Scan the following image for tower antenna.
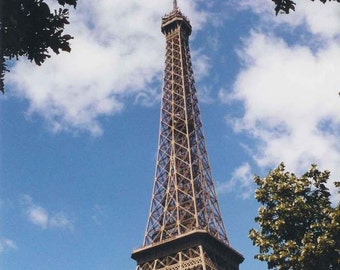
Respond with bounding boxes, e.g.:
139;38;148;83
173;0;178;10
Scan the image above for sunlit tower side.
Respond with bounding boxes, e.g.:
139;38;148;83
131;1;244;269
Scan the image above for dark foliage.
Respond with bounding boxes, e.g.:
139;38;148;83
0;0;77;93
272;0;340;15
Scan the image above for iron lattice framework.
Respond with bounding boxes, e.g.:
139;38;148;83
132;2;243;270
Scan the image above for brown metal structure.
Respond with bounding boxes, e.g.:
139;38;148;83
131;2;244;269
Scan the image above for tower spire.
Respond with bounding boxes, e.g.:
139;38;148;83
131;4;243;270
173;0;178;10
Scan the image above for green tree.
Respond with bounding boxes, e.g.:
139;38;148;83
0;0;77;93
272;0;340;15
249;163;340;269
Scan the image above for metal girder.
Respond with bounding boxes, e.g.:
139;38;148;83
143;6;228;249
132;4;244;270
137;246;217;270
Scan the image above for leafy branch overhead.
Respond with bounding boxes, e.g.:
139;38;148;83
272;0;340;15
0;0;77;93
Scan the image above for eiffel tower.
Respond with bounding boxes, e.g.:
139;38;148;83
131;1;244;269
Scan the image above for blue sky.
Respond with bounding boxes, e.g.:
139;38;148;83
1;0;340;269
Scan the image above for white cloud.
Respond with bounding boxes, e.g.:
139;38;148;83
22;195;74;230
238;0;340;38
226;32;340;201
27;205;49;229
91;204;105;225
216;1;340;202
5;0;208;135
49;212;74;230
0;238;17;253
216;163;254;199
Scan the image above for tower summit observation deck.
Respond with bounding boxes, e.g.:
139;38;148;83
131;1;244;269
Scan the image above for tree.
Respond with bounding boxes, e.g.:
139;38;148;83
0;0;77;93
249;163;340;269
272;0;340;15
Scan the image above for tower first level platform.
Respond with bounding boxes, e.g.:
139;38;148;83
132;230;243;270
